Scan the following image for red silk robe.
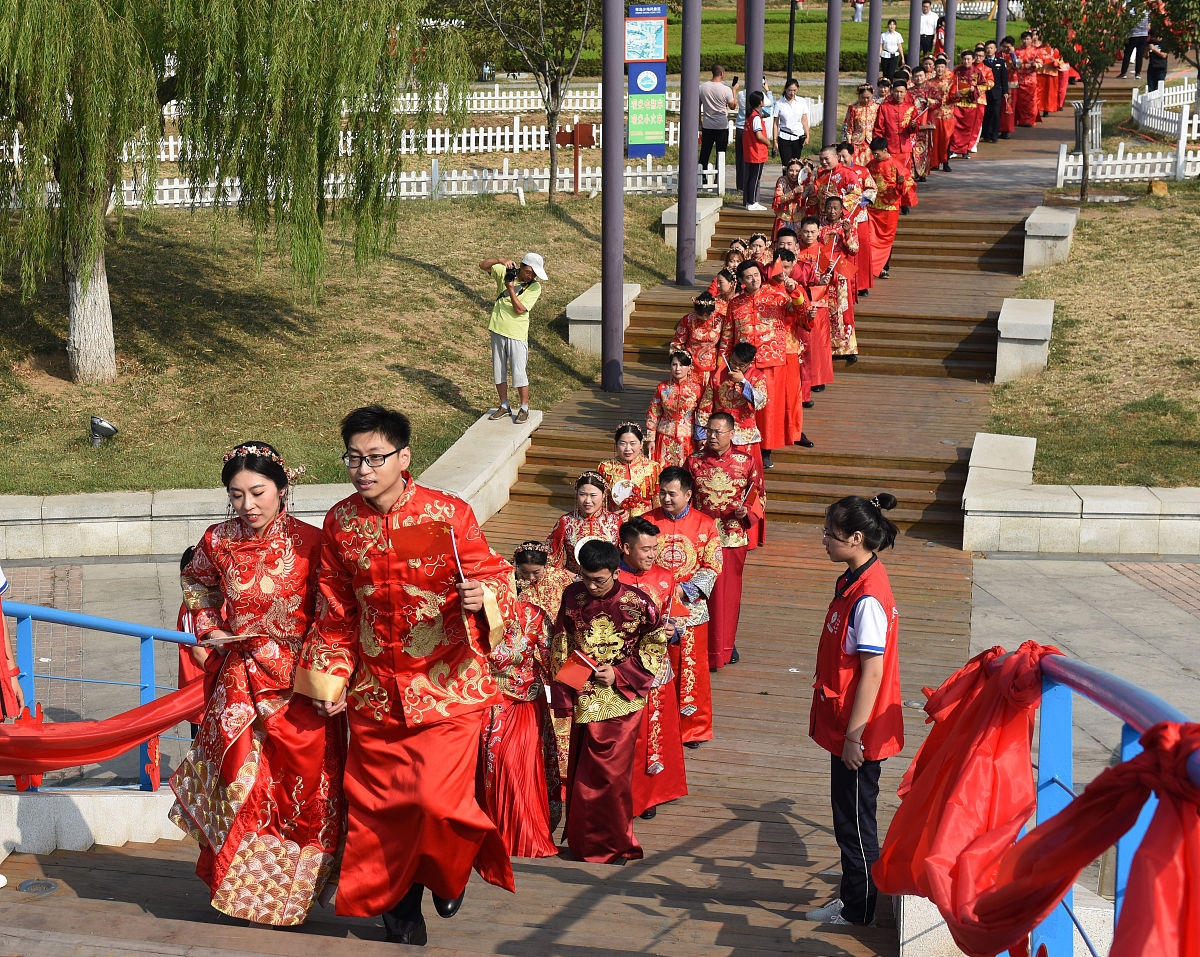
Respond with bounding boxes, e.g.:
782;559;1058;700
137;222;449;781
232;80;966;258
670;310;726;386
170;512;346;926
618;564;688;818
686;447;765;671
873;99;921;207
545;508;622;577
950;66;986;154
1013;46;1042;125
598;456;662;518
482;600;559;859
867;154;912;277
926;74;957;166
771;172;810;238
698;364;768;448
518;564;576;792
646;376;704;466
552;581;667;862
295;478;517;915
645;506;723;744
817;222;859;357
721;285;804;450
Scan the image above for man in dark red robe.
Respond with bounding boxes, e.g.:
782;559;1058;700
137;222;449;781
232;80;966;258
553;539;667;863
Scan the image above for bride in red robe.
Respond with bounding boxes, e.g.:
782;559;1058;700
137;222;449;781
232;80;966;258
481;542;562;860
169;442;346;927
545;472;622;576
646;351;704;466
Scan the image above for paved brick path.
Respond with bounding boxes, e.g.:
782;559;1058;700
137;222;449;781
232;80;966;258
1109;561;1200;621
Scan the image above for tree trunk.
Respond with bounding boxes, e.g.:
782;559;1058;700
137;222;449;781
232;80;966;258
1080;103;1090;203
65;242;118;384
547;76;562;205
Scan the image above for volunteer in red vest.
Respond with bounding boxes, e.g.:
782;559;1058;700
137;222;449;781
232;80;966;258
741;90;771;211
805;493;903;928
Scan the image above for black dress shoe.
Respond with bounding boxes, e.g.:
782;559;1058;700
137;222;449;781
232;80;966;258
942;162;952;172
900;206;910;215
812;384;825;393
729;646;740;664
916;175;927;182
432;888;465;919
683;741;701;749
385;919;428;945
845;354;858;365
802;400;815;408
795;433;814;448
859;289;869;297
640;807;658;820
761;451;774;469
1000;132;1010;139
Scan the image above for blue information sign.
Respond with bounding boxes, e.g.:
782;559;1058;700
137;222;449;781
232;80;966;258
629;4;668;16
625;4;668;159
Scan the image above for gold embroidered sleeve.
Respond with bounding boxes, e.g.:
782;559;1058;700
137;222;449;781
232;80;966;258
180;533;227;639
297;514;360;702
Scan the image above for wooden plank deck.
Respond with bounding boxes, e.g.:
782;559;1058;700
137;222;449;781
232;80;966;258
0;99;1080;957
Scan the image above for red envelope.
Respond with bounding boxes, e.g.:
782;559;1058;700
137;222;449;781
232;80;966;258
555;650;598;691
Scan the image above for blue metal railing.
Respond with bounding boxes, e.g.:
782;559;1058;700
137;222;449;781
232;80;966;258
1003;654;1200;957
3;600;197;791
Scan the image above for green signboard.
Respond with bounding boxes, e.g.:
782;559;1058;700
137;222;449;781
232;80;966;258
628;93;667;148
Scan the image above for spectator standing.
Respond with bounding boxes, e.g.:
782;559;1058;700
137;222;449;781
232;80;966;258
1146;36;1169;92
736;78;774;195
853;0;864;22
741;90;771;210
479;253;547;424
773;79;811;170
699;65;738;174
1118;12;1151;79
918;1;938;57
880;21;905;82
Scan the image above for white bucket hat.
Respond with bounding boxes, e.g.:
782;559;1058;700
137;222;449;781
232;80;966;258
522;252;548;281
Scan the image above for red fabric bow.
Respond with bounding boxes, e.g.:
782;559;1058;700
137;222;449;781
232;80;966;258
875;640;1200;957
0;680;204;776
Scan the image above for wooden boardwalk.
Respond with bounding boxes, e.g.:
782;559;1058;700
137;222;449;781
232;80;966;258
0;103;1081;957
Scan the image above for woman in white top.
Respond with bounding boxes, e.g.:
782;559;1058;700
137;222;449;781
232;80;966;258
772;79;811;171
880;20;904;81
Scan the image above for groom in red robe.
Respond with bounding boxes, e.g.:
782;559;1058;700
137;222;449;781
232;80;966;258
297;404;517;946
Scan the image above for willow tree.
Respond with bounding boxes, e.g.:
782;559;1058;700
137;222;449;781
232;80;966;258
0;0;469;383
1023;0;1142;201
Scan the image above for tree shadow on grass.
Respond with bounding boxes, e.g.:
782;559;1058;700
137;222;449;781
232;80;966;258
1;217;319;375
546;203;673;285
387;364;477;416
1150;438;1200;451
385;252;491;311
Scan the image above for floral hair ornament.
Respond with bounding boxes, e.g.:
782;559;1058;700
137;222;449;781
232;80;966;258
223;443;284;467
514;540;549;561
870;496;882;509
574;470;609;492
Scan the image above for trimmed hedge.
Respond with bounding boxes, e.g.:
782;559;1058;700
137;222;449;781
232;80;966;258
575;49;867;75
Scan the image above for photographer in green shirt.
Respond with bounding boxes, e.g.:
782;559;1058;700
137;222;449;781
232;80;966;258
478;252;547;424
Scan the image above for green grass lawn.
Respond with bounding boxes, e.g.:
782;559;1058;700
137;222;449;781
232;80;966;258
0;196;677;496
989;181;1200;487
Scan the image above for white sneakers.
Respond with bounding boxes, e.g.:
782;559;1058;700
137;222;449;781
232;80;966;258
805;897;853;925
745;202;768;211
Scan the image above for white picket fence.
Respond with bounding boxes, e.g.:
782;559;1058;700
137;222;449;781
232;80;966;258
113;156;726;208
1130;81;1200;145
162;83;682;121
930;0;1023;19
1055;141;1200;185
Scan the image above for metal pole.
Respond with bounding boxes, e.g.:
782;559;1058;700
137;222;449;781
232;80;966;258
995;0;1009;44
676;0;701;287
907;0;923;68
745;0;765;95
601;0;624;392
867;0;883;86
786;0;798;82
822;0;841;145
944;0;957;65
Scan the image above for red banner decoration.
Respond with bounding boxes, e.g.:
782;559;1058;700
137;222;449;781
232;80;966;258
875;640;1200;957
0;680;204;776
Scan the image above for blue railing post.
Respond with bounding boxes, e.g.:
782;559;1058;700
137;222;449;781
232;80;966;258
1031;677;1074;957
15;613;35;709
1114;722;1157;923
138;635;157;791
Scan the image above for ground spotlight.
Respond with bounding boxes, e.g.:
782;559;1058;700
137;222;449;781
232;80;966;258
90;415;118;448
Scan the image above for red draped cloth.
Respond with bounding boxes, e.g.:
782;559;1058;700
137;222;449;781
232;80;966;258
632;679;688;817
869;209;899;277
875;641;1200;957
707;547;747;670
0;680;203;774
566;712;645;862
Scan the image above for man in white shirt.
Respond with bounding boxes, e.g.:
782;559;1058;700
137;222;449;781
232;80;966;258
699;64;738;175
773;79;811;171
919;1;938;57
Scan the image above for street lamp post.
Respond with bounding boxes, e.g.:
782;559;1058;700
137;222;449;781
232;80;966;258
821;0;841;145
601;0;624;392
786;0;799;82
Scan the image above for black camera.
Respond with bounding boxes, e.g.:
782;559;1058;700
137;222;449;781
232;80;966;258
504;264;521;284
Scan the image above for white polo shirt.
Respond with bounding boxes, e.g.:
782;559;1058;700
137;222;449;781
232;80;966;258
773;96;811;140
920;11;938;36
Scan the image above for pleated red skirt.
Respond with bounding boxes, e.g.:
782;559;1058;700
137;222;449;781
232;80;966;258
856;220;874;293
783;354;804;446
949;106;983;155
632;681;688;817
1015;83;1039;125
672;622;713;743
869;208;899;277
804;311;835;389
565;711;644;863
337;707;515;916
481;697;558;859
1000;94;1016;134
708;546;748;670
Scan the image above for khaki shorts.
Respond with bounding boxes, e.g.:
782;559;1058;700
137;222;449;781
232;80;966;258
491;332;529;388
